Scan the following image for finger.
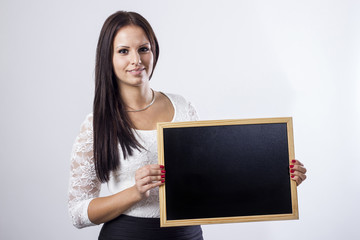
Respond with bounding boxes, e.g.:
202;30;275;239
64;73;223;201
291;175;301;185
136;168;165;180
289;164;307;174
140;180;165;192
136;169;165;180
290;159;304;166
137;175;165;186
142;164;165;170
292;170;306;181
137;164;165;174
291;172;306;186
137;178;165;194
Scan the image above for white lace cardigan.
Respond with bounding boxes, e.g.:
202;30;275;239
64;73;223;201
68;93;199;229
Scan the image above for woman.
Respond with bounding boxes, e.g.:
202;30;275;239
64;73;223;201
68;11;307;240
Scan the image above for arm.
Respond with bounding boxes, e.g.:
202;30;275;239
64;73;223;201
68;115;165;228
88;164;165;225
68;115;101;228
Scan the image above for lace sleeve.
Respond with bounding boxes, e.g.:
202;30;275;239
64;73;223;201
187;101;199;121
68;114;101;229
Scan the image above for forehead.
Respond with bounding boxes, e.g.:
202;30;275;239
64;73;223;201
113;25;150;47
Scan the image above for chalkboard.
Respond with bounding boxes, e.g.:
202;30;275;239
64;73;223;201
157;117;298;227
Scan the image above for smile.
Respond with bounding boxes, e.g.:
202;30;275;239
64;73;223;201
127;68;145;73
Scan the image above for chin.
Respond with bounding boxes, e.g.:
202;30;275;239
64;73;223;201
120;79;149;88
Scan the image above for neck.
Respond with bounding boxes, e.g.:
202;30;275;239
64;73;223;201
119;84;154;111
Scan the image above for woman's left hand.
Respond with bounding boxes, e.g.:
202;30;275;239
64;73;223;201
290;159;307;186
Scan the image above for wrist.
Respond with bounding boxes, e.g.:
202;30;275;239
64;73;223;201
129;185;143;202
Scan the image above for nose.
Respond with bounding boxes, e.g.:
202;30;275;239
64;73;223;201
131;51;141;65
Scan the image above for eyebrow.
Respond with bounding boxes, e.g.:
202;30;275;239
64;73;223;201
115;42;150;50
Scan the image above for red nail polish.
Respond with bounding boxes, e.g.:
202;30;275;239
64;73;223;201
161;170;166;173
292;160;296;163
161;175;165;178
289;165;294;168
161;179;165;183
291;175;295;178
290;169;295;173
160;165;165;168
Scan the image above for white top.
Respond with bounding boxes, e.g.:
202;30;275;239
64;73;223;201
68;93;199;229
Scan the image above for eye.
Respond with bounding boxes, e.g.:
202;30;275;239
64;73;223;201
139;47;150;53
118;49;128;54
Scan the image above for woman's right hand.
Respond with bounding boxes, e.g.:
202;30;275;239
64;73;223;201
87;164;165;225
134;164;165;199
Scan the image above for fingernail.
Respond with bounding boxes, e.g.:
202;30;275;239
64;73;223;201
290;169;295;173
161;179;165;183
292;160;296;163
160;165;165;168
291;175;295;178
161;175;165;178
289;165;294;168
161;170;166;173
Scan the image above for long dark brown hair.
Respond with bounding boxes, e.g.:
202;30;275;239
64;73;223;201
93;11;159;182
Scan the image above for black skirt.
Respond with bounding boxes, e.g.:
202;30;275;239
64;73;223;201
98;215;203;240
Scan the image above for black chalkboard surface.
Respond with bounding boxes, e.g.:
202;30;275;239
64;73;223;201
157;118;298;227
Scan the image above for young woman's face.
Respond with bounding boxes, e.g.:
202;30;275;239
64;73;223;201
112;25;154;88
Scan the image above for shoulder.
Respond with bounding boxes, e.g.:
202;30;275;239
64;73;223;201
71;113;94;155
161;92;199;121
79;113;93;132
162;93;188;106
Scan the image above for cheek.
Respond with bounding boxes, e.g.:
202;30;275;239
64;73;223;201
113;57;127;73
144;54;154;72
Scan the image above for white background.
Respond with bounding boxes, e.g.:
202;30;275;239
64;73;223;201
1;0;359;239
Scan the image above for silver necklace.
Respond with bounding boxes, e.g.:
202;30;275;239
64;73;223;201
126;89;156;112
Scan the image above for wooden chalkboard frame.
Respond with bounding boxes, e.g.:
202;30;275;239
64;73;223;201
157;117;298;227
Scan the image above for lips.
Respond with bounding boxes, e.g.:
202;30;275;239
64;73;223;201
127;67;145;72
